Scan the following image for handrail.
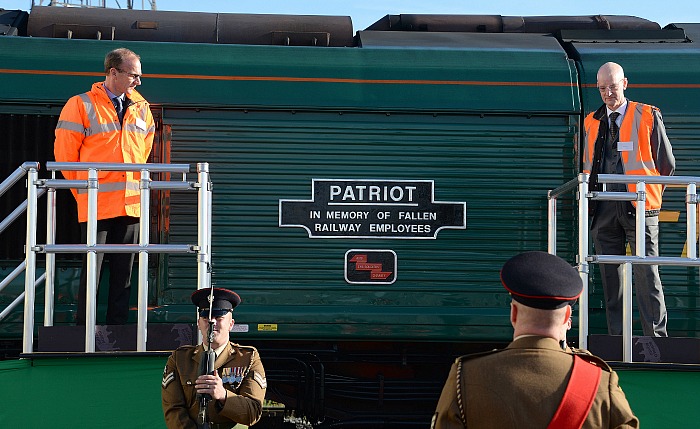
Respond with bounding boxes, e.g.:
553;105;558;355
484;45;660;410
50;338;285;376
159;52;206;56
0;162;40;199
0;274;46;322
16;161;213;353
47;161;191;173
0;164;45;327
0;188;47;235
548;173;699;362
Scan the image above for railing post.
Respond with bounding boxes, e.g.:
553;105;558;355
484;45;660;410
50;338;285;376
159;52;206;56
85;168;99;353
197;163;212;293
687;183;697;260
6;161;200;354
195;163;211;345
618;180;647;362
578;173;590;350
22;167;39;354
547;195;557;254
622;262;633;363
635;181;646;257
137;169;151;352
44;172;57;326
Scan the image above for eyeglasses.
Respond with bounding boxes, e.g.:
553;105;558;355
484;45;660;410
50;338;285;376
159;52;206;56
597;79;623;93
116;68;142;80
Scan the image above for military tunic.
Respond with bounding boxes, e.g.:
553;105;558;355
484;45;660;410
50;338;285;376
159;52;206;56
432;336;638;429
162;342;267;429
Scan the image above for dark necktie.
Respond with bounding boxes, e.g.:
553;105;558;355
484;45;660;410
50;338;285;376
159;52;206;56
113;97;124;124
609;112;620;145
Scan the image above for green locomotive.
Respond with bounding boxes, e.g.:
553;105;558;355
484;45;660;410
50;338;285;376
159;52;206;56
1;6;699;427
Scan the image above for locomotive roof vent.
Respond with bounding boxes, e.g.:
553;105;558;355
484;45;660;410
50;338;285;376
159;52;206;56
365;14;662;33
26;6;354;47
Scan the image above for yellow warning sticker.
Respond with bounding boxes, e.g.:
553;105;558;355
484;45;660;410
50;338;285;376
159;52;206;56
258;324;278;332
659;210;680;222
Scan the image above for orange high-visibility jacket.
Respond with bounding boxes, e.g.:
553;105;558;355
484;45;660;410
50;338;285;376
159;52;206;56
54;82;155;222
583;100;675;212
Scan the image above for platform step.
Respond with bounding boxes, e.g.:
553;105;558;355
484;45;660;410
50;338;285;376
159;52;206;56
38;324;194;352
588;335;700;364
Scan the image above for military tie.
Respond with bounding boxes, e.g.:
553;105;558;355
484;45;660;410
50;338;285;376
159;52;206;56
113;96;124;124
609;111;620;145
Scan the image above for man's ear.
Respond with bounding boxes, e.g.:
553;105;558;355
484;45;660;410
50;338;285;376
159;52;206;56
564;305;573;329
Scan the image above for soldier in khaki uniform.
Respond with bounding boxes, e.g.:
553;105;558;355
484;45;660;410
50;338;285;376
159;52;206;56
162;288;267;428
432;251;638;429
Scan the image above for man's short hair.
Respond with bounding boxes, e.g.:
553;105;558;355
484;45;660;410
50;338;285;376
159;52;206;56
104;48;140;73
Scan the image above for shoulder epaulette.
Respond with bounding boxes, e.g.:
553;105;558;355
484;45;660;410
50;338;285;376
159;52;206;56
571;349;612;372
174;344;196;352
231;343;259;354
454;348;504;364
453;348;503;426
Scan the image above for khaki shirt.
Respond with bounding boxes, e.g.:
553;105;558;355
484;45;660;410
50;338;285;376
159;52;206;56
432;336;638;429
162;342;267;429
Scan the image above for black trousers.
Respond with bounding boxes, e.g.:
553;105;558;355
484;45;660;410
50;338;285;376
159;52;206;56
76;216;139;325
591;201;667;336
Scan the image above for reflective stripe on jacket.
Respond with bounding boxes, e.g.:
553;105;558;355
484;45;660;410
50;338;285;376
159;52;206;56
54;82;155;222
583;100;675;212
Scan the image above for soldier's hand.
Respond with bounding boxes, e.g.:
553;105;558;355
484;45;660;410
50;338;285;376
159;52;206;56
195;372;226;402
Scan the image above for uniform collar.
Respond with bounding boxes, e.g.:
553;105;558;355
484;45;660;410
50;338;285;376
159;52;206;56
212;342;228;357
195;342;235;369
508;335;565;352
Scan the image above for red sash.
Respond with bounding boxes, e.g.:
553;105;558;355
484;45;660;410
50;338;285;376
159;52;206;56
547;355;602;429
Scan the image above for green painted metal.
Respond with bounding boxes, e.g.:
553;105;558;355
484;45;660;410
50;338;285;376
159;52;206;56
0;24;698;345
0;18;699;428
0;355;167;427
616;367;700;427
0;33;581;344
0;35;579;113
160;109;578;342
0;355;698;427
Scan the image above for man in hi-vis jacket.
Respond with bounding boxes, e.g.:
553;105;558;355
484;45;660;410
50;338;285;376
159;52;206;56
582;62;675;337
54;48;155;325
